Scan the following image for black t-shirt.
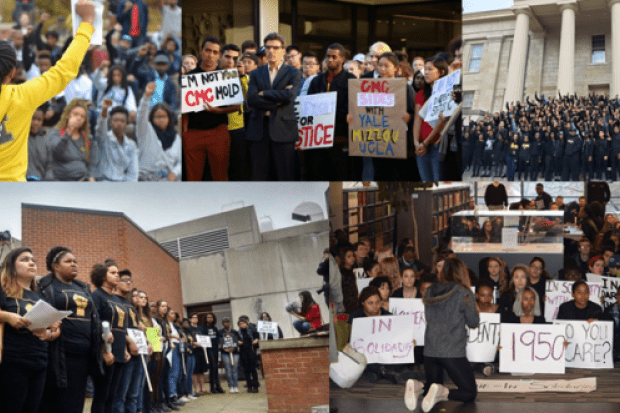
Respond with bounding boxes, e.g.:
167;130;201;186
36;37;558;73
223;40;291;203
92;289;128;363
556;300;604;321
0;289;48;370
186;66;229;131
219;328;240;354
238;327;258;357
48;277;93;355
203;324;220;348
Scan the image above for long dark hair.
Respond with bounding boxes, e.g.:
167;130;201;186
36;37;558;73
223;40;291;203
104;64;129;103
0;40;17;93
205;311;217;326
422;54;449;102
300;290;316;315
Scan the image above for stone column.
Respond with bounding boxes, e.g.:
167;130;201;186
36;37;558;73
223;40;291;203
611;0;620;96
557;2;578;96
259;0;279;45
504;8;531;105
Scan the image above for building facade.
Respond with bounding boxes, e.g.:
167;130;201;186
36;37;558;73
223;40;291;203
463;0;620;115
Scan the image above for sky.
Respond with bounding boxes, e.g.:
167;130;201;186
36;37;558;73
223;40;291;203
463;0;513;14
0;182;329;239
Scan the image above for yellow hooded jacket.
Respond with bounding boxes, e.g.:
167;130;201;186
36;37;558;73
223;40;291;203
0;22;94;181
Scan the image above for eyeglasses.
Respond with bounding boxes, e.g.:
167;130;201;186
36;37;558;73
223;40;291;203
287;52;300;59
530;265;542;270
120;278;132;283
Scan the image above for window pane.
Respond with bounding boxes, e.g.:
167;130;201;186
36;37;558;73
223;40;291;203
471;45;483;58
469;58;481;72
592;50;606;64
463;91;474;107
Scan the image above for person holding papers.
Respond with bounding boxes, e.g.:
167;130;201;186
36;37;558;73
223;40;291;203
0;247;61;413
38;246;103;413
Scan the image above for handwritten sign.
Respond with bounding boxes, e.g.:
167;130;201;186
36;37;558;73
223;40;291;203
477;378;596;393
586;274;618;310
222;334;238;350
501;228;518;249
257;321;279;335
195;334;212;348
466;313;500;362
294;92;337;150
554;320;614;369
424;70;460;123
388;298;425;346
348;78;407;159
499;323;566;374
72;0;105;45
146;327;162;352
350;315;416;364
545;280;603;321
127;328;149;355
181;69;243;113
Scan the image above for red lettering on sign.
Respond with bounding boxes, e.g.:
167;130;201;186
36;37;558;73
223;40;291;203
360;80;390;93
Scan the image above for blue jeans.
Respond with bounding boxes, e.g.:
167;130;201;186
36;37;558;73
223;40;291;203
180;353;195;395
293;320;311;334
168;346;181;398
113;356;144;413
222;352;240;389
416;144;441;182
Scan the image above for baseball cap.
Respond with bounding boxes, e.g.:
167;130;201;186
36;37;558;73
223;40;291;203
154;54;169;64
353;53;365;63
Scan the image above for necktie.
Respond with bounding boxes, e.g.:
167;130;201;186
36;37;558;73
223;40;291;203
130;4;140;36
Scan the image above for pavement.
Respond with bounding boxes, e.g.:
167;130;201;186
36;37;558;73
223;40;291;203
83;378;269;413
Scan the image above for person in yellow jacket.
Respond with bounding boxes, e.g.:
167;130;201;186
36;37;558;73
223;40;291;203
0;0;96;181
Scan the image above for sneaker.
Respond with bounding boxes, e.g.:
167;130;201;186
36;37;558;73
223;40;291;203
231;387;239;393
178;396;190;403
404;379;424;411
422;383;448;413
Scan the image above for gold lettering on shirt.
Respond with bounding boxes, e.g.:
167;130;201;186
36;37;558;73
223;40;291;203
130;310;137;327
116;305;126;327
73;294;88;317
25;303;33;312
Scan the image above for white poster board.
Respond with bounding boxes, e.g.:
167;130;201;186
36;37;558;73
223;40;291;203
424;69;460;123
553;320;614;369
388;298;426;346
586;274;619;310
350;315;416;364
294;92;337;150
127;328;149;355
356;277;371;294
72;0;104;45
545;280;603;321
195;334;212;348
181;69;244;112
466;313;500;362
499;323;566;374
257;321;279;335
501;228;518;249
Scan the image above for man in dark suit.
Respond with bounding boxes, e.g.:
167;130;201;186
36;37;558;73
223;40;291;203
246;32;302;181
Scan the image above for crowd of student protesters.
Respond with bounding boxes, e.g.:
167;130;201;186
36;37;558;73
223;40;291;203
0;245;326;413
3;0;182;181
464;92;620;181
181;31;463;181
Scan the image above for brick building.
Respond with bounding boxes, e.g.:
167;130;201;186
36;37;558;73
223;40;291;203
21;203;183;311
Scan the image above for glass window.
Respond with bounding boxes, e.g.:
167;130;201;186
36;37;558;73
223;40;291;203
463;91;475;108
296;0;352;38
468;44;483;72
592;35;605;64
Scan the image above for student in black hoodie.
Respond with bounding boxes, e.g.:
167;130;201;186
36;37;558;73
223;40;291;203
582;132;593;181
237;317;259;393
507;133;519;181
529;132;543;180
610;124;620;180
553;131;564;180
461;131;473;173
517;135;530;181
594;131;608;180
543;131;556;181
472;133;484;177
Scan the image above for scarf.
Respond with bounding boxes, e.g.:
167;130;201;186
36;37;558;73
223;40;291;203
154;124;176;150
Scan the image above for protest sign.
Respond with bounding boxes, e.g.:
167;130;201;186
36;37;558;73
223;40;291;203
388;298;425;346
222;334;238;350
72;0;104;45
353;268;365;279
127;328;149;355
350;315;416;364
348;78;407;159
181;69;244;113
545;280;603;321
586;274;618;310
294;92;337;150
499;323;566;374
195;335;212;348
466;313;500;363
424;70;460;123
477;378;596;393
553;320;614;369
146;327;162;352
356;277;371;294
257;321;279;335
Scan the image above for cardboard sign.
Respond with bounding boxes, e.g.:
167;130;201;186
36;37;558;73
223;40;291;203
348;78;407;159
181;69;244;113
545;280;603;321
127;328;149;355
388;298;426;346
350;315;416;364
554;321;614;369
222;335;238;350
195;334;212;348
466;313;500;363
146;327;162;353
257;321;279;334
477;378;596;393
72;0;104;45
294;92;337;150
586;274;619;310
424;70;460;123
499;323;566;374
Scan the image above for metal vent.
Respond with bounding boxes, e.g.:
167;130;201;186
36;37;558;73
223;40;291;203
160;228;229;259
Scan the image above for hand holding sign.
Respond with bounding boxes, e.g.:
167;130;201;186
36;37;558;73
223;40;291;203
72;0;104;45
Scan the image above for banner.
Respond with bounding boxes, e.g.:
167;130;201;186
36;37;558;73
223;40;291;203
146;327;162;352
586;274;618;310
466;313;500;362
388;298;425;346
181;69;244;113
127;328;149;355
350;315;416;364
294;92;337;150
348;78;407;159
257;321;279;334
553;320;614;369
195;334;212;348
545;280;603;321
477;378;596;393
499;323;566;374
424;70;460;123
